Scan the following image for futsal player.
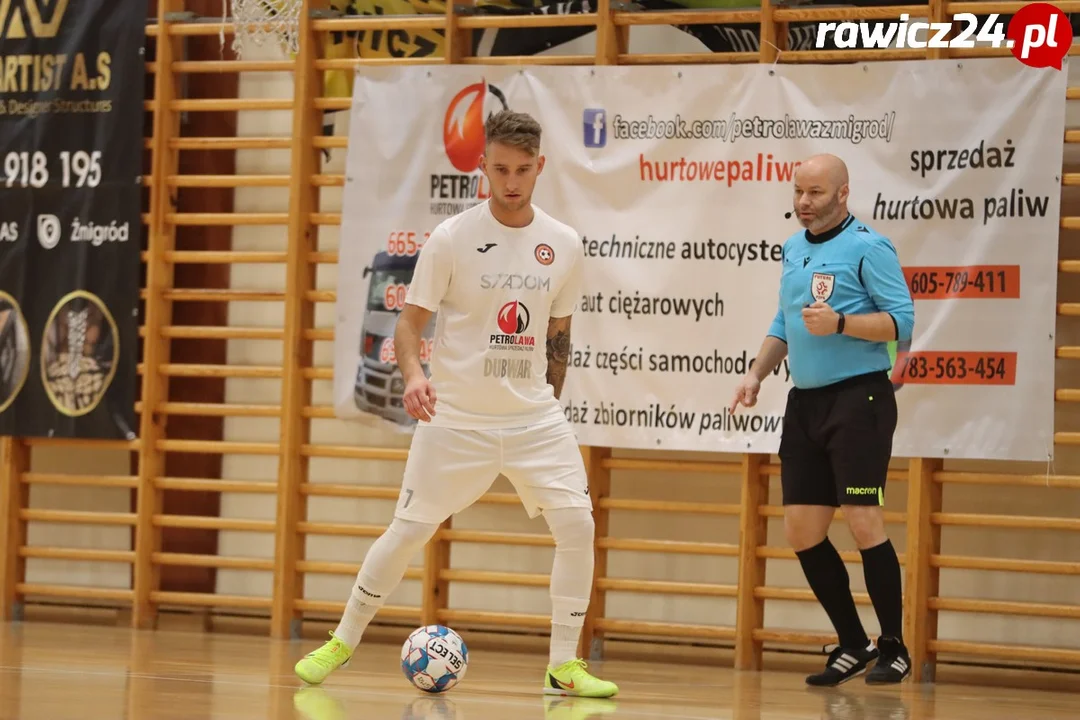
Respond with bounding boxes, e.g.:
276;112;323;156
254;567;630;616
730;154;915;686
295;110;618;699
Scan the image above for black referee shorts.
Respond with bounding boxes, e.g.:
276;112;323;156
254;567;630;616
779;370;897;508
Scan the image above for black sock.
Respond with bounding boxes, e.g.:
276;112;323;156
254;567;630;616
796;537;869;650
861;539;904;644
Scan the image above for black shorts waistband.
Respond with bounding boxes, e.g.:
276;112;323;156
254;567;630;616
792;370;890;395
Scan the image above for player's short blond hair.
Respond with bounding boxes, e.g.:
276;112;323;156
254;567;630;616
485;110;542;155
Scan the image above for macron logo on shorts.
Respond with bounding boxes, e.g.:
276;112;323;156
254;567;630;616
847;486;885;505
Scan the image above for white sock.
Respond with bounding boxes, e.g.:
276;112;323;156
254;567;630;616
542;506;595;667
333;517;439;649
333;593;380;649
549;622;583;668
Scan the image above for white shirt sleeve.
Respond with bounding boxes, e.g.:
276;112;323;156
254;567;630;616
550;237;584;318
404;226;452;312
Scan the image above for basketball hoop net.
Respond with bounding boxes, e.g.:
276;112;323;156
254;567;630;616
229;0;303;58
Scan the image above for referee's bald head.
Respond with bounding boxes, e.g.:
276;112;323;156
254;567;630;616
797;153;849;189
793;153;851;233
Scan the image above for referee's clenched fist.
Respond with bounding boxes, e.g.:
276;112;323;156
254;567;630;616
800;301;841;336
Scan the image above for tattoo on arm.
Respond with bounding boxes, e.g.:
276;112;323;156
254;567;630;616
546;316;572;400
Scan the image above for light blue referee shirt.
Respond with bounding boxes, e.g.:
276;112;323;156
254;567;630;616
767;214;915;389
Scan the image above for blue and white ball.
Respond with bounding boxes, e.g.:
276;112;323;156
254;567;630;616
400;624;469;693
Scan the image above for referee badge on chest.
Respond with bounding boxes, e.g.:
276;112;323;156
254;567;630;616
811;272;835;303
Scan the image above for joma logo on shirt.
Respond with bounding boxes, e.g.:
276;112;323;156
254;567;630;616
480;273;551;291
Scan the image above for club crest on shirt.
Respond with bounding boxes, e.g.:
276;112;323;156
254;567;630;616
535;243;554;266
811;272;835;302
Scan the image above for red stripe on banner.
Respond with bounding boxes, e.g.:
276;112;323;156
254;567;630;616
891;351;1018;386
903;266;1020;300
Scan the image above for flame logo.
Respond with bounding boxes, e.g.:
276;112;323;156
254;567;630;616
443;80;508;173
497;301;530;335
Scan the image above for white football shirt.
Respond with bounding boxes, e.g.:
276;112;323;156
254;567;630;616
404;199;584;429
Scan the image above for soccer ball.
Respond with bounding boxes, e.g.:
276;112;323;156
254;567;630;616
400;624;469;693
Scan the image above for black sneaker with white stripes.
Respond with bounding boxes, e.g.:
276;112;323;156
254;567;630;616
805;641;879;687
865;636;912;684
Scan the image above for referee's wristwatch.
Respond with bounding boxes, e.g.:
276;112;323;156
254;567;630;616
835;311;845;335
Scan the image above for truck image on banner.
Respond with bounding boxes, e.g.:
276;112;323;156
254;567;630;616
353;250;437;426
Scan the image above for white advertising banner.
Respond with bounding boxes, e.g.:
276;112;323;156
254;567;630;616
333;59;1067;462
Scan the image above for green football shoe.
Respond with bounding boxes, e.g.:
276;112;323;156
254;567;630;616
294;632;352;686
544;658;619;698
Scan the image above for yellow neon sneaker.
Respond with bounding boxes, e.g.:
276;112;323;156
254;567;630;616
294;632;352;686
544;658;619;698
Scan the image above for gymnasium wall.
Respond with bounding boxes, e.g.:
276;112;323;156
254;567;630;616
6;1;1079;681
214;25;1080;651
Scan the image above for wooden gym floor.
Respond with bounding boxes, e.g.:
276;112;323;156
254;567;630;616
1;620;1078;720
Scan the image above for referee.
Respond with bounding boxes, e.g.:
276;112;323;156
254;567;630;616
731;154;915;687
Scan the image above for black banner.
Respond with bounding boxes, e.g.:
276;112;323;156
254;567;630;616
0;0;145;439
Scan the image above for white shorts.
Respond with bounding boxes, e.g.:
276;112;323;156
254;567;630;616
394;415;592;524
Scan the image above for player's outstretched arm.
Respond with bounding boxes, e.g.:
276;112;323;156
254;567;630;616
396;303;437;420
546;315;572;400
